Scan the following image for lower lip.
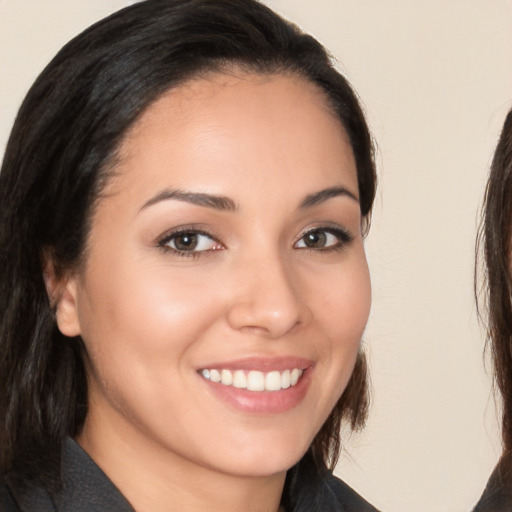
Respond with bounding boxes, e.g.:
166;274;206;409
200;369;312;414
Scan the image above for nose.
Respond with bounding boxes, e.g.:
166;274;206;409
226;255;312;338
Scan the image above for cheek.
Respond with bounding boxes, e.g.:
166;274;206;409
75;262;229;437
315;254;371;344
309;253;371;387
76;262;225;384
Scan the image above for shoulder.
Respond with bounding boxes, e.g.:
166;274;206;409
322;472;380;512
473;453;512;512
0;478;19;512
284;452;380;512
0;439;133;512
53;439;134;511
0;473;54;512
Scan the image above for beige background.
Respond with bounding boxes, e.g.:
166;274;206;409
1;1;512;511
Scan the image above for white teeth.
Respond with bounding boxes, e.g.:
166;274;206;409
247;371;265;391
233;370;247;388
281;369;291;389
209;369;221;383
265;371;282;391
200;367;304;392
221;369;232;385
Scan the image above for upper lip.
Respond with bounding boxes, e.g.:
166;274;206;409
197;356;313;372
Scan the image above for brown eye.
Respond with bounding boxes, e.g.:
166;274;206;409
173;233;199;251
162;231;221;254
294;227;352;250
302;231;327;248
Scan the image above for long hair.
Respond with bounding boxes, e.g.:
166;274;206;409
478;109;512;452
0;0;377;491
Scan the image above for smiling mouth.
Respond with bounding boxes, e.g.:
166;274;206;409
200;368;304;392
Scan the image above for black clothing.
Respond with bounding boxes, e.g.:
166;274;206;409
473;452;512;512
1;439;133;512
0;439;379;511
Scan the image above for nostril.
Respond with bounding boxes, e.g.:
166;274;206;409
226;297;311;338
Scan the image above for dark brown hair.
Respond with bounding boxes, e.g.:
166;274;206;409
0;0;376;496
478;109;512;452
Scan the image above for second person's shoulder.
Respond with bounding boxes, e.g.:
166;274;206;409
323;472;380;512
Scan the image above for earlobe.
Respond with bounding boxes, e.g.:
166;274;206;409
55;278;82;337
42;257;82;338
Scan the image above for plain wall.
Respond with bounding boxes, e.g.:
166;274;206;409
2;2;512;511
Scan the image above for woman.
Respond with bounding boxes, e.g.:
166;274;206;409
474;109;512;512
0;1;379;510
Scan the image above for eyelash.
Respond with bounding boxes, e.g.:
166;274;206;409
157;225;353;258
157;227;224;259
294;226;353;252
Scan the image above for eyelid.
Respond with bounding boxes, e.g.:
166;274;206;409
294;225;353;250
157;226;225;256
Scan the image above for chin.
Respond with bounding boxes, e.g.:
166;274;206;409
208;433;312;478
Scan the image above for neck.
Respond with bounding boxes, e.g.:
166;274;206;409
77;412;286;512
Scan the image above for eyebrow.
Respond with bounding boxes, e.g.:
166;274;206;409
140;188;237;212
140;185;357;213
299;186;359;208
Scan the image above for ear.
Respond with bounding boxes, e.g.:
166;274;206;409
42;256;82;338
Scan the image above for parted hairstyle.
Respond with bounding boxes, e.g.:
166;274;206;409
479;109;512;453
0;0;377;500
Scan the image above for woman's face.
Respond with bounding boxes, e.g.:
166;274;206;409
58;72;371;478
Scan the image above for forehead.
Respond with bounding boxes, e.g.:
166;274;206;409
105;71;357;203
126;70;339;137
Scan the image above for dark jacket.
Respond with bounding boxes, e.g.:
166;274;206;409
0;439;379;511
473;452;512;512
